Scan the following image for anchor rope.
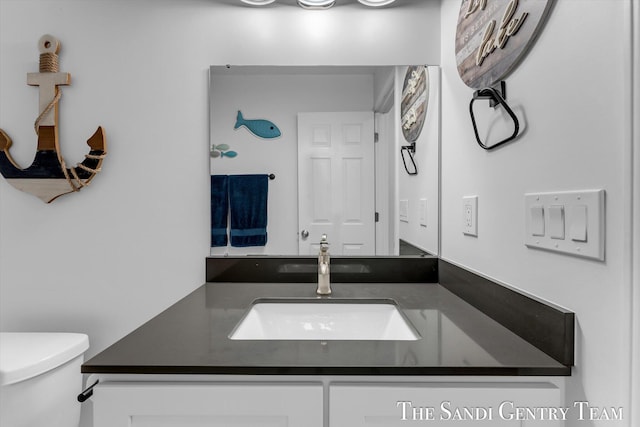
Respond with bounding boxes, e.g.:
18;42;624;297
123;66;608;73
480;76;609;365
34;52;62;135
68;153;107;190
39;52;59;73
33;88;61;134
69;167;85;190
57;155;79;192
32;50;82;191
76;163;102;174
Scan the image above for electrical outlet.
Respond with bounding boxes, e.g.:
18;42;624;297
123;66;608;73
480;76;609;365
399;199;409;223
463;196;478;236
419;198;427;227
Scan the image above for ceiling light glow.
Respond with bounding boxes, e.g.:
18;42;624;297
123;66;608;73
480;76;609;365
241;0;276;6
297;0;336;9
358;0;396;6
241;0;397;9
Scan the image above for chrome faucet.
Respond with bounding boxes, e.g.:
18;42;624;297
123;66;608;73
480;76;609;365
317;234;331;295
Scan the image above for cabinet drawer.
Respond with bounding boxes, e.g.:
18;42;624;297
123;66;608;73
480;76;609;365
330;382;563;427
93;382;323;427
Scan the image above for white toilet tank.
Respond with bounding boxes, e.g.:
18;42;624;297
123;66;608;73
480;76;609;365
0;332;89;427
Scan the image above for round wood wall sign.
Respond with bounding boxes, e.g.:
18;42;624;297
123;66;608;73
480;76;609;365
455;0;553;89
401;65;428;143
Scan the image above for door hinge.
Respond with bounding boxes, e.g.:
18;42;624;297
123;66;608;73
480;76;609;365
375;212;379;222
374;132;379;143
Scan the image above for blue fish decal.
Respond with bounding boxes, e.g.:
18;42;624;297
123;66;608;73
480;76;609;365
234;111;281;139
220;150;238;158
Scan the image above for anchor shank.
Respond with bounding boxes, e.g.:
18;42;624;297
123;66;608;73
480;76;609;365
36;126;57;151
27;72;70;127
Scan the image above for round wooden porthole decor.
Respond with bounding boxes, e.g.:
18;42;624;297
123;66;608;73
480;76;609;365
401;65;428;143
455;0;554;89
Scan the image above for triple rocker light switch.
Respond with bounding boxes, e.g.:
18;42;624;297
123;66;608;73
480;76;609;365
525;190;605;261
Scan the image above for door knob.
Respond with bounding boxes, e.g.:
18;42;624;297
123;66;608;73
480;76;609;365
300;230;309;239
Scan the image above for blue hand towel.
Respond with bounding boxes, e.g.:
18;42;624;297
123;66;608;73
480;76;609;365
210;175;229;247
228;174;269;247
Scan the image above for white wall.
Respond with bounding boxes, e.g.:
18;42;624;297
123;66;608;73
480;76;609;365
440;1;635;426
209;70;374;255
631;3;640;426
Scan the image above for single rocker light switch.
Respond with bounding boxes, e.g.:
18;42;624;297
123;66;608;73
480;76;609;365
530;205;545;236
549;205;565;240
570;205;588;242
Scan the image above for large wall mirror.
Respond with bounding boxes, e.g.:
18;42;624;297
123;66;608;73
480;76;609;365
209;65;440;257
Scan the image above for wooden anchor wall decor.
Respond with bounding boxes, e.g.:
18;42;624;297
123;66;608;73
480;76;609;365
0;34;107;203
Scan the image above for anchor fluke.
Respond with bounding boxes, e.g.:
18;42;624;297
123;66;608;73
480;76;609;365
86;126;105;151
67;126;107;189
0;35;107;203
0;125;107;203
0;129;12;151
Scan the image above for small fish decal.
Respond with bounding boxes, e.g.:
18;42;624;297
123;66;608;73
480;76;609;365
211;144;238;159
220;151;237;158
234;110;281;139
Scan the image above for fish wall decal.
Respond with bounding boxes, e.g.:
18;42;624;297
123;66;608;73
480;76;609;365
211;143;238;158
234;111;281;139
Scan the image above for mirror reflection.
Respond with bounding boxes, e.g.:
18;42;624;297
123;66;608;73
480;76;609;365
209;65;439;257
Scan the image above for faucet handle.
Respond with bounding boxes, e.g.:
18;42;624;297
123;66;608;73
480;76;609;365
319;234;329;252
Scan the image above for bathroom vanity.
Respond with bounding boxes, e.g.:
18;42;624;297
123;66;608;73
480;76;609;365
82;257;573;427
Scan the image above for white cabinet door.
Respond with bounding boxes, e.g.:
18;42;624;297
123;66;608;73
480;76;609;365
93;382;323;427
330;382;563;427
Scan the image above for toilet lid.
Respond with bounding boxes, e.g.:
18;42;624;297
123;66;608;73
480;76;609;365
0;333;89;386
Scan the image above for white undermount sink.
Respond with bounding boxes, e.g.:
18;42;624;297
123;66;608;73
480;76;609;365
229;299;420;341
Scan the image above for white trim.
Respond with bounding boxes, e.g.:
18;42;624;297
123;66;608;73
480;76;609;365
630;1;640;427
374;71;395;114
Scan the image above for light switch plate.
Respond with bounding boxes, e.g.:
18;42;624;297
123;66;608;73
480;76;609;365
462;196;478;236
525;190;605;260
399;199;409;223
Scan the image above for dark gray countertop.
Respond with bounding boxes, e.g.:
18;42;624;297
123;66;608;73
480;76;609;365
82;281;570;376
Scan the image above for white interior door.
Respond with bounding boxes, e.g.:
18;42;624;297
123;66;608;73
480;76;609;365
298;112;375;255
375;107;399;256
